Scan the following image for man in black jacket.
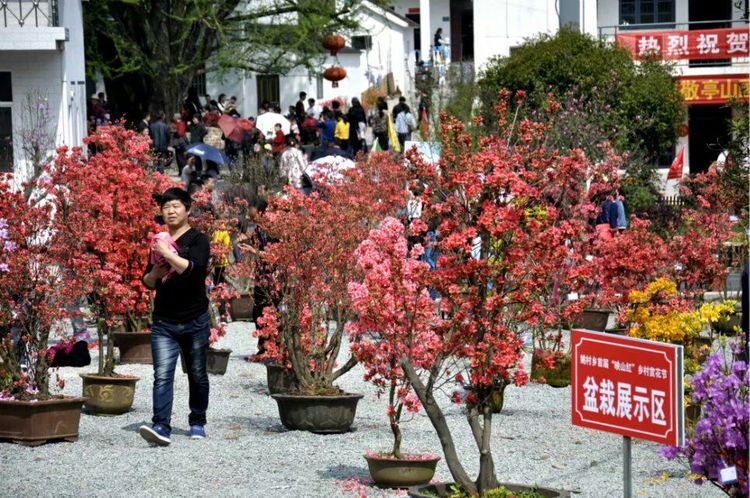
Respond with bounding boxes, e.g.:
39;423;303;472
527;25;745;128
139;188;211;446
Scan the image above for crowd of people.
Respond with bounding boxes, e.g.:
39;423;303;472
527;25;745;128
86;87;428;192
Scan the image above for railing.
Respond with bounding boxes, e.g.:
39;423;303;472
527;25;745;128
599;18;750;68
1;0;58;28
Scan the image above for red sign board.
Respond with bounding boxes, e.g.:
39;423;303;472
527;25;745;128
677;75;750;105
617;27;749;60
571;329;684;446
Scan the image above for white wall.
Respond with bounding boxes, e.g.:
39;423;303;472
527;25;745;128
207;5;416;117
0;52;63;179
59;0;87;150
474;0;560;70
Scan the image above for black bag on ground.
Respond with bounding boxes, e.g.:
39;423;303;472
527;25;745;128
49;340;91;367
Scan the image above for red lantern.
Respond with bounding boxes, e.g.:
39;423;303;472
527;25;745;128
322;34;346;56
323;66;347;88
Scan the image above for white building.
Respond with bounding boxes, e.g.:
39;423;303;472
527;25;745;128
207;1;417;118
387;0;597;70
388;0;748;181
598;0;749;176
0;0;87;179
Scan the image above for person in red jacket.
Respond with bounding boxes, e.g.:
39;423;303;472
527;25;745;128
271;123;285;155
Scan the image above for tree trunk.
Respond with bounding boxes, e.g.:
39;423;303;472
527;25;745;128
149;74;194;117
475;405;500;494
401;357;476;495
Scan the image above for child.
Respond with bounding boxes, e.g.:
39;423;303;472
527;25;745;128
271;123;285;155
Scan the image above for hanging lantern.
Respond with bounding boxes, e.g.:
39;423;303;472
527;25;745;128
322;34;346;56
323;66;347;88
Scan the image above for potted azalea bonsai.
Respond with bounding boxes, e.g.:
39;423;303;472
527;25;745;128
49;125;164;415
0;170;86;444
519;150;620;387
355;92;610;497
253;154;408;433
348;217;442;487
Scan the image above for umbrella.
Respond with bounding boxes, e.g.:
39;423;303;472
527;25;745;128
307;154;356;183
185;143;227;166
238;118;254;132
218;114;245;143
255;112;290;138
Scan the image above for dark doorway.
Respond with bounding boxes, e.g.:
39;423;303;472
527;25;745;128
450;0;473;61
406;13;420;53
688;104;731;174
256;74;280;110
688;0;732;67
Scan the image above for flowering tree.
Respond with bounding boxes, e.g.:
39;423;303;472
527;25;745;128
661;345;748;497
0;180;79;397
48;126;164;376
351;91;625;494
253;154;408;393
348;217;437;459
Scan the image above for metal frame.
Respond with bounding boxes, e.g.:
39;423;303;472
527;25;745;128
0;0;59;28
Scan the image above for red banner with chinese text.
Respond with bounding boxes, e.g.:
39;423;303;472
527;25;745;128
677;75;750;105
617;27;750;60
571;329;684;446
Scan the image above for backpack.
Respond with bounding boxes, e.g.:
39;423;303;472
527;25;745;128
372;114;387;134
406;112;416;133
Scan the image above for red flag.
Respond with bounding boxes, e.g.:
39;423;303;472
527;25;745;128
667;146;685;180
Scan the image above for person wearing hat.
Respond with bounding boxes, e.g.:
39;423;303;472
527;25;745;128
89;93;107;125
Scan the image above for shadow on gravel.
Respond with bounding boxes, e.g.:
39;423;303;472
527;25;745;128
225;415;287;433
318;464;370;480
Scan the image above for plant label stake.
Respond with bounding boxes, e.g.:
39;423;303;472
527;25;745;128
570;329;684;498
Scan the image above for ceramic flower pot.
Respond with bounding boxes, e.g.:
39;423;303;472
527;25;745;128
407;483;572;498
80;373;139;415
0;397;85;446
114;331;153;364
207;348;231;375
531;352;571;388
266;363;298;394
271;392;363;433
365;453;440;488
571;309;611;332
229;293;254;321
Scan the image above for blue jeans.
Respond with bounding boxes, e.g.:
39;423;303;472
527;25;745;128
151;312;210;431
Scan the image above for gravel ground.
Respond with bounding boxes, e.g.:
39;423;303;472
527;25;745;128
0;321;722;498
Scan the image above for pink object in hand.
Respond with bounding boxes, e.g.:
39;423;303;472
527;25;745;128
150;232;179;282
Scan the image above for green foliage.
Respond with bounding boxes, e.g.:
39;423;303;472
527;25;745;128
477;29;684;164
84;0;360;114
445;483;545;498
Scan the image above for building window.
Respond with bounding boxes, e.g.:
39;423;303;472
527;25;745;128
620;0;674;25
351;35;372;50
190;72;206;97
0;72;12;173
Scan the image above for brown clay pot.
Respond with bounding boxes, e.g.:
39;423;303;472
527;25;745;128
80;373;139;415
271;392;363;433
365;453;440;488
266;363;298;394
571;309;611;331
114;331;152;364
229;294;254;321
408;483;571;498
207;348;231;375
0;397;85;446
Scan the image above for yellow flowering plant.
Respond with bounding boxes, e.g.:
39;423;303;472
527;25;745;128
625;278;736;373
